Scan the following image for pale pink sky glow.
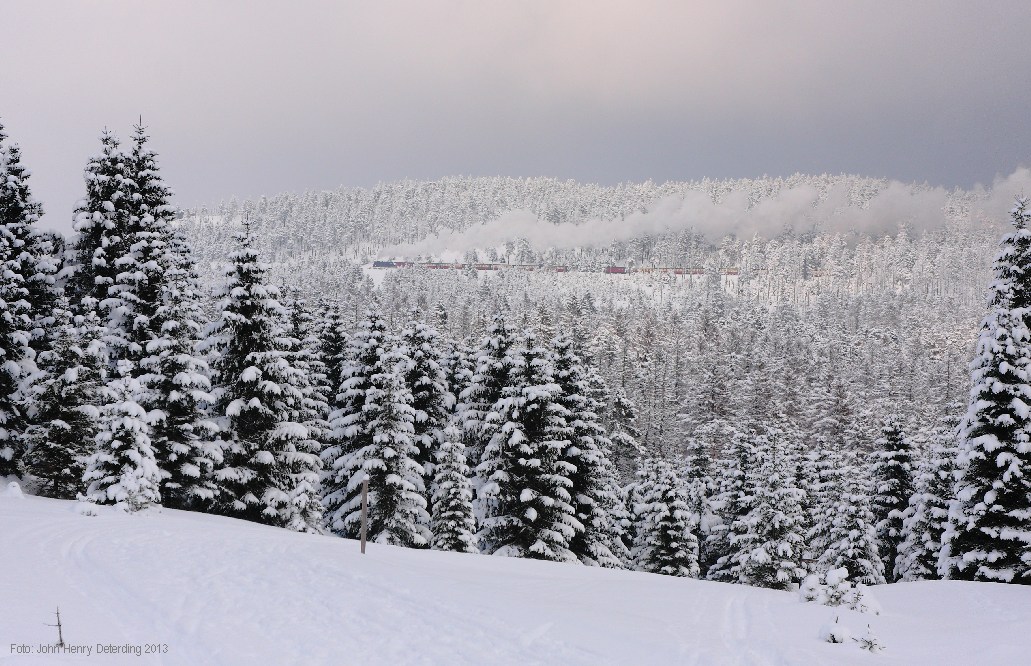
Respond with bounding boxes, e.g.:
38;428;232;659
1;0;1028;231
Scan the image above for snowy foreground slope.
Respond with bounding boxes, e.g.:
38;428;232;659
2;491;1029;665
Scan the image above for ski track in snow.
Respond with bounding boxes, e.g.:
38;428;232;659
3;494;1031;665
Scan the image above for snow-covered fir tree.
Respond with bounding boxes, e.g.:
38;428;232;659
126;126;221;510
705;430;754;582
552;334;626;567
794;439;824;559
139;235;221;510
338;351;431;546
101;123;170;364
206;229;322;530
315;300;349;415
722;428;807;589
897;415;958;581
443;337;475;408
804;377;857;569
321;310;390;535
606;387;644;482
0;123;35;477
869;415;916;582
21;303;106;498
399;316;454;502
631;458;700;577
459;314;519;467
66;129;130;307
322;310;430;545
683;435;718;574
430;424;478;553
0;124;59;359
277;295;329;531
942;197;1031;584
83;361;161;512
818;446;885;585
476;330;580;562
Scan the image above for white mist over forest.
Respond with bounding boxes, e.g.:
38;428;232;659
376;169;1031;259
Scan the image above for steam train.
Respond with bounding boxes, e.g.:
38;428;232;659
370;261;741;275
371;260;567;272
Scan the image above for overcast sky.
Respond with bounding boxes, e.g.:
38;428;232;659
2;1;1029;233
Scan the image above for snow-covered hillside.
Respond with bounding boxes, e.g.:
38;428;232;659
2;489;1028;665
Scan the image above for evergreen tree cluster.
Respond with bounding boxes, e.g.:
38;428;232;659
4;121;1030;586
678;408;958;588
1;122;324;530
681;200;1031;588
1;123;645;567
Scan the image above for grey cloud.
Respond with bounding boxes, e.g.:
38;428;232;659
1;1;1029;234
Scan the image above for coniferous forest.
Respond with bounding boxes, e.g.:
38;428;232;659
5;120;1031;593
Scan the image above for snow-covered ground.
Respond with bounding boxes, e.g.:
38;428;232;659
2;487;1029;665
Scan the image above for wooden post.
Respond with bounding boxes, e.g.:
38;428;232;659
45;607;65;648
360;477;369;555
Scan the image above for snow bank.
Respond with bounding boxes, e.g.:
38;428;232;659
1;480;24;498
2;495;1030;665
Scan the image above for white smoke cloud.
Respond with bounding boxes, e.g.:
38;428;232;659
972;167;1031;223
381;169;1031;260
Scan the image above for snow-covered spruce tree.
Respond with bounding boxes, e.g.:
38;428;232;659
794;440;824;554
83;125;166;508
705;429;754;582
443;337;475;405
552;334;626;567
683;435;719;574
0;125;60;358
943;197;1031;583
103;122;174;363
140;229;221;510
66;129;131;308
21;303;106;499
286;296;331;437
459;313;519;467
818;446;885;585
805;377;857;569
430;423;478;553
277;295;329;530
316;300;349;414
724;428;807;589
869;415;916;583
433;301;450;338
617;479;639;555
82;361;161;512
20;231;62;358
897;416;958;581
125;127;221;509
0;124;34;477
583;362;613;424
207;230;322;530
321;310;390;536
476;330;580;561
331;347;431;547
631;458;700;577
606;387;644;482
683;436;715;516
399;317;454;501
607;477;636;562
